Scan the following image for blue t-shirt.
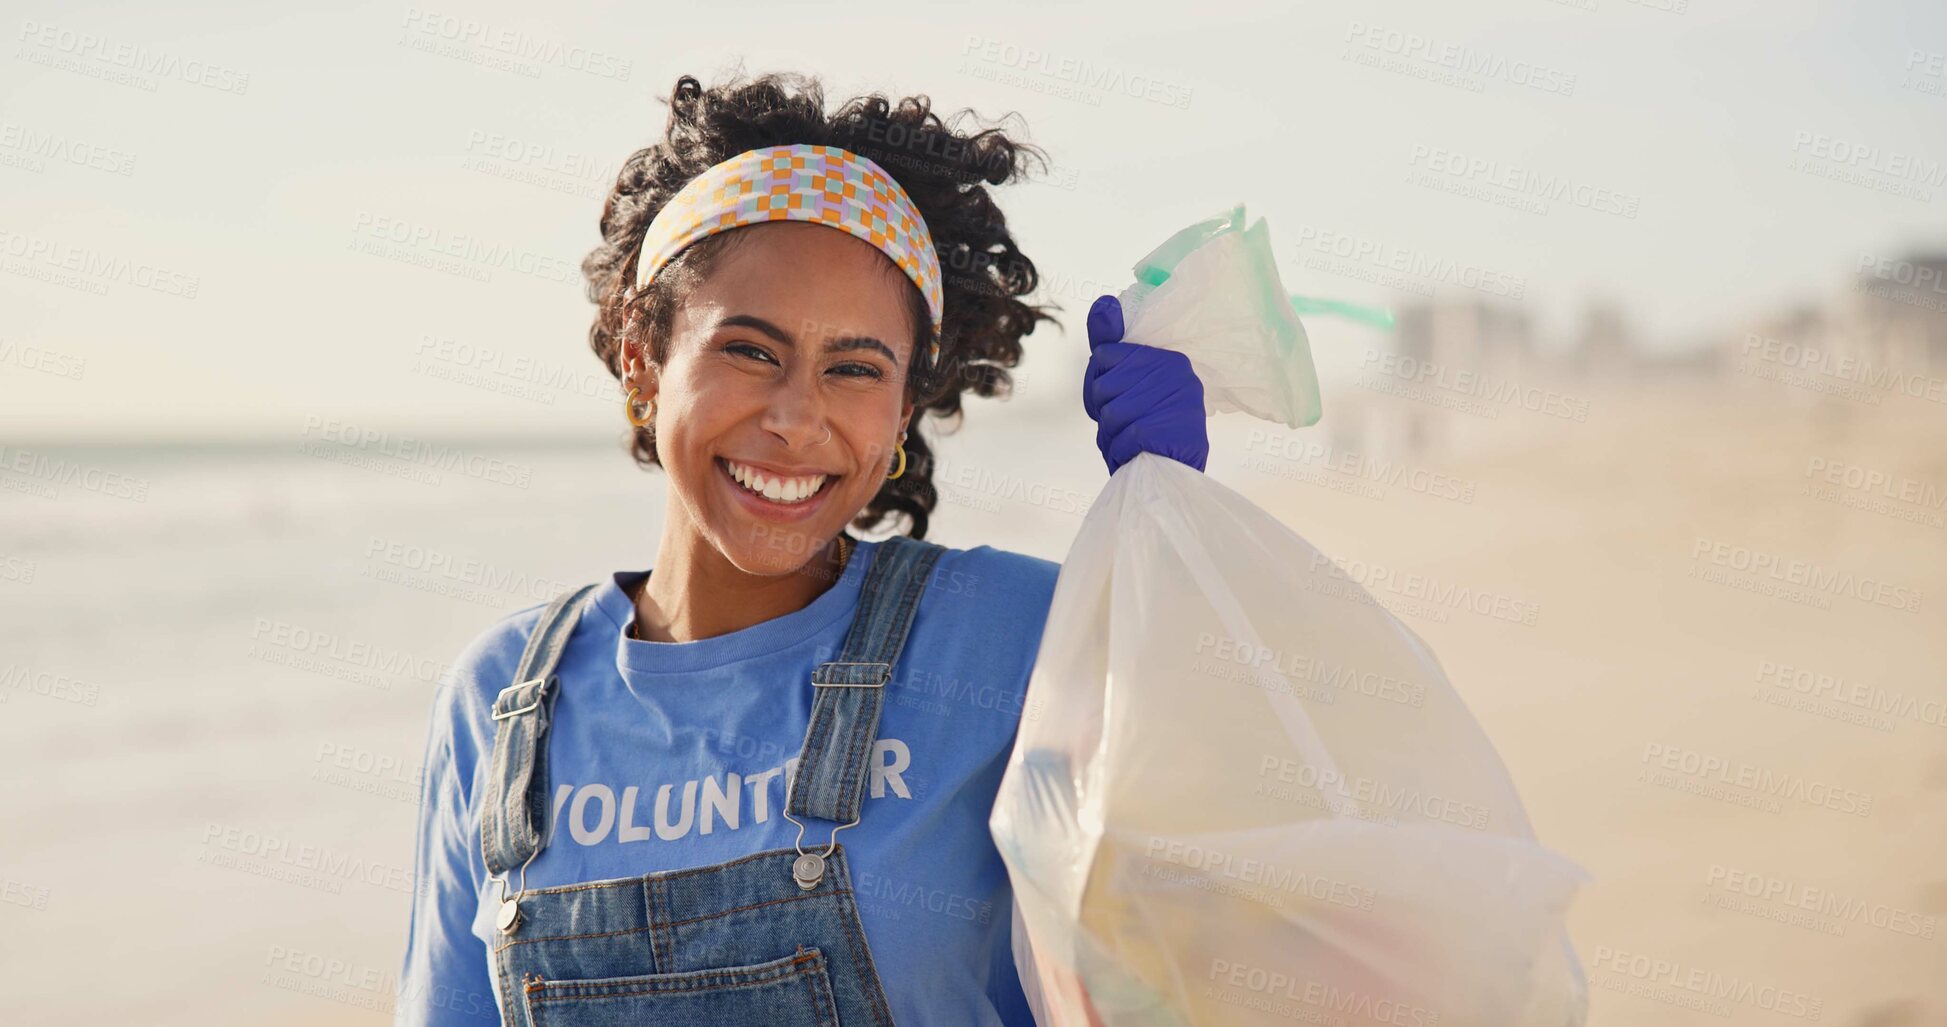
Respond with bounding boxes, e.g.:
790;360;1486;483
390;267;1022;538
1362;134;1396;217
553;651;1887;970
397;537;1060;1026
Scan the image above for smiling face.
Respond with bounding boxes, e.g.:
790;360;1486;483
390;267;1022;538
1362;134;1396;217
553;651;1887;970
623;221;920;577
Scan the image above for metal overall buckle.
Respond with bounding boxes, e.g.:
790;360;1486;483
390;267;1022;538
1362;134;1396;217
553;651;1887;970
493;843;540;935
778;661;889;890
779;805;860;892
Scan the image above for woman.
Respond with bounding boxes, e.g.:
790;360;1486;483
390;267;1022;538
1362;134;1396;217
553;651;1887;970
397;71;1207;1027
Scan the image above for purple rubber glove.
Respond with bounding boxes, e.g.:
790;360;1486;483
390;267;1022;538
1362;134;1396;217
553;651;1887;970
1083;294;1209;475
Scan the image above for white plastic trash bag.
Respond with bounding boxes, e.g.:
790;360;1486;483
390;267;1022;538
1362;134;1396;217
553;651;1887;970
988;206;1589;1027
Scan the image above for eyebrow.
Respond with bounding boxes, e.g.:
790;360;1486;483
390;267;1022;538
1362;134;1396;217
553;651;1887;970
716;314;900;367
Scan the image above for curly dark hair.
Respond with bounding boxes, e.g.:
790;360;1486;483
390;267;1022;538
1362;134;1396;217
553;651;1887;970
580;69;1058;540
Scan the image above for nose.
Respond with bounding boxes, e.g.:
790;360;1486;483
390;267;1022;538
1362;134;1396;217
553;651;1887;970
758;379;830;451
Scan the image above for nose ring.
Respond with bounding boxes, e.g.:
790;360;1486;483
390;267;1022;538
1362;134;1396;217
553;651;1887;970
817;425;832;446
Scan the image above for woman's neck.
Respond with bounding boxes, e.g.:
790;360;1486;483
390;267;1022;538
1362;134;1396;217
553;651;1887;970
633;525;849;643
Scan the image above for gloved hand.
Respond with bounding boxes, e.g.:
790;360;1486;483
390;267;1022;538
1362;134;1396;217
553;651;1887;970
1083;294;1209;475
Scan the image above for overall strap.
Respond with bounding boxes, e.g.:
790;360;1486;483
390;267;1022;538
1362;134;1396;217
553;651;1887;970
787;534;945;826
479;582;600;878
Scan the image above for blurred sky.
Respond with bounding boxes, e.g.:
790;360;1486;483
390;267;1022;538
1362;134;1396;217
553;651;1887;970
5;0;1947;440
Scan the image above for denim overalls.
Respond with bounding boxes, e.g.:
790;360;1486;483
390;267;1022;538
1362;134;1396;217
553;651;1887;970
478;536;945;1027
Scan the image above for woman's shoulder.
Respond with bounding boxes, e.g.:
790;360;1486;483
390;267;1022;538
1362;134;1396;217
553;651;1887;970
429;598;556;734
931;540;1058;581
919;541;1061;624
910;544;1061;692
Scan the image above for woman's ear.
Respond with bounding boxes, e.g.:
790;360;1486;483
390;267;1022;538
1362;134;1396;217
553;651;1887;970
622;338;658;400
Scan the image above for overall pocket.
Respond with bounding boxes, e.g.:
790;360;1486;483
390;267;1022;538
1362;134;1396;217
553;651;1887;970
522;947;840;1027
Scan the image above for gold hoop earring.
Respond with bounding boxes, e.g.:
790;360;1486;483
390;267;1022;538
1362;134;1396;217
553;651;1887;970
625;386;655;429
886;432;909;480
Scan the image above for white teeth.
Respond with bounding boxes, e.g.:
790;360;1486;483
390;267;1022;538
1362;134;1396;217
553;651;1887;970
725;459;828;505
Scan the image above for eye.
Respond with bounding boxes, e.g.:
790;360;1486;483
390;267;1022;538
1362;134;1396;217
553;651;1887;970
725;341;778;365
830;362;884;380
